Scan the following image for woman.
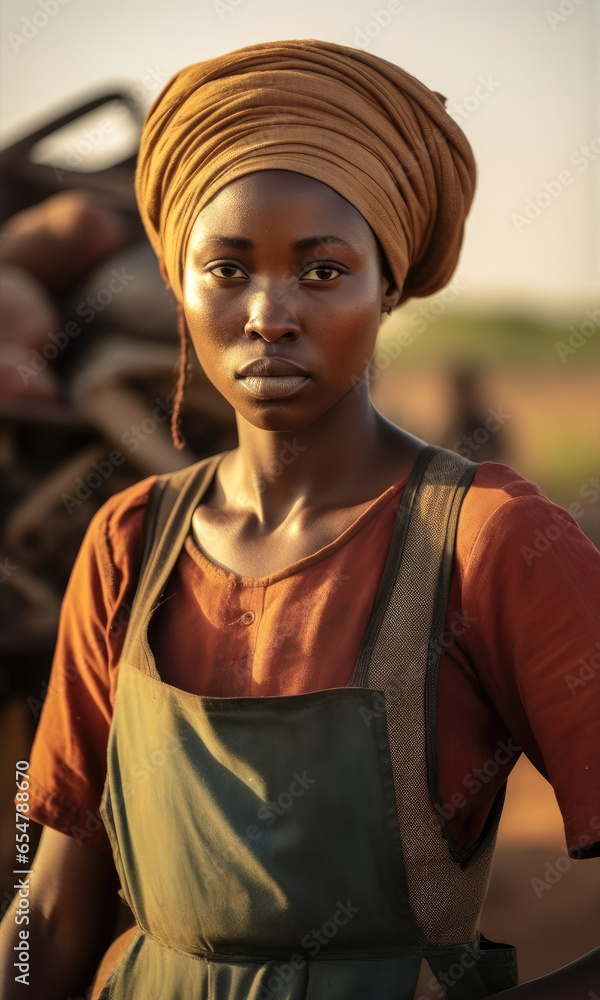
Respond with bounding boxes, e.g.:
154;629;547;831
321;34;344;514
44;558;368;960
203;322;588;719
1;38;599;1000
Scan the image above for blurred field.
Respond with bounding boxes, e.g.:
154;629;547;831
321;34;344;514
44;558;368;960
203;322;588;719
373;306;600;543
481;755;600;982
374;369;600;542
372;305;600;982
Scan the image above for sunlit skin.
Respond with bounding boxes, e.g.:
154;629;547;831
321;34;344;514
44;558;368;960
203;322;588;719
181;169;427;578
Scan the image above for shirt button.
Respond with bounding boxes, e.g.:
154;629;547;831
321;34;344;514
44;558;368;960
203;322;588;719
240;611;256;625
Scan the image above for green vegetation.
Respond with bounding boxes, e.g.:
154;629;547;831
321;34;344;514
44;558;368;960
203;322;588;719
373;306;599;533
382;305;600;368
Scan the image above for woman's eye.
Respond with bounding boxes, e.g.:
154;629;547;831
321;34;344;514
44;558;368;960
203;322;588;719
302;265;342;281
209;264;246;278
206;263;341;281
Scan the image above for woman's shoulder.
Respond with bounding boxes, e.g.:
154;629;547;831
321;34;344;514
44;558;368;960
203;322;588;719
78;473;162;601
89;472;159;549
467;457;547;505
462;459;548;536
86;453;226;580
456;458;598;578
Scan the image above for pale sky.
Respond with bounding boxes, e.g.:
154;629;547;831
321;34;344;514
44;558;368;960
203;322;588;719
1;0;599;307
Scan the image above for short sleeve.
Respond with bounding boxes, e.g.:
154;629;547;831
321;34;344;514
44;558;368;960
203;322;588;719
25;476;156;851
462;484;600;858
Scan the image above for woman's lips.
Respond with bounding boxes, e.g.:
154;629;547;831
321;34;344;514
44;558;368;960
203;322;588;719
238;374;310;398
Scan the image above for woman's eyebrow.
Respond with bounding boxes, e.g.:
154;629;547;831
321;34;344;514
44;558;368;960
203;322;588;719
199;234;355;252
293;235;354;252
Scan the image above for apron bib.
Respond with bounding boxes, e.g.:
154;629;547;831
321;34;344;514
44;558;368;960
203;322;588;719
98;446;518;999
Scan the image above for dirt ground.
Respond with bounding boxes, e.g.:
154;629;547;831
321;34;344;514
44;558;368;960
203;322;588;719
372;366;600;523
481;753;600;982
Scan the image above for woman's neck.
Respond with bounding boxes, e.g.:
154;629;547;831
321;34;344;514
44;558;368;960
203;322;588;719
221;385;426;528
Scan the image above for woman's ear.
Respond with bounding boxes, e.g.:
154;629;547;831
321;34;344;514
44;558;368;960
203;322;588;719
381;274;402;315
377;243;402;314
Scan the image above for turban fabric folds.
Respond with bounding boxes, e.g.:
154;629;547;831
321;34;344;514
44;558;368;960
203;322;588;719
135;38;476;307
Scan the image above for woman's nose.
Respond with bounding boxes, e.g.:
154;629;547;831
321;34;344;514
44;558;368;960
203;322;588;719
244;287;301;342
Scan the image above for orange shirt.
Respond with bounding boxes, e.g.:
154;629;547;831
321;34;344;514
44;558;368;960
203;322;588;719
27;460;600;859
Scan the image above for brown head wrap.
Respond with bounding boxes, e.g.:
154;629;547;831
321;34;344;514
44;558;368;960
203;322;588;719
135;37;476;307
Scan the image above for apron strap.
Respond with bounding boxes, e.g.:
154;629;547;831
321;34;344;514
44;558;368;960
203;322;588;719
355;445;508;948
351;444;440;686
120;451;225;678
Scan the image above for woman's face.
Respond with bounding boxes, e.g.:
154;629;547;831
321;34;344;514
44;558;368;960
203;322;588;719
182;169;401;432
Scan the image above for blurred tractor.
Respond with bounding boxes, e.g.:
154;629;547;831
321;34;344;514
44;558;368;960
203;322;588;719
0;90;237;897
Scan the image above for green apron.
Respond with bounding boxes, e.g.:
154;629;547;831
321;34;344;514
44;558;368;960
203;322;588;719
98;445;518;999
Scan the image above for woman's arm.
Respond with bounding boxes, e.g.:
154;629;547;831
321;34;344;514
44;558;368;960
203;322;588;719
0;826;123;1000
455;478;600;998
490;946;600;998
